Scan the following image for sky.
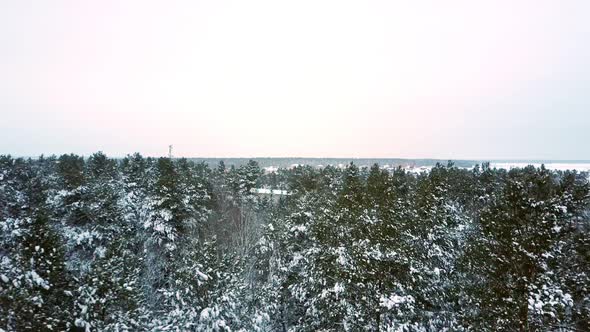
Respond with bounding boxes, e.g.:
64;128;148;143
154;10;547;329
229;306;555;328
1;0;590;159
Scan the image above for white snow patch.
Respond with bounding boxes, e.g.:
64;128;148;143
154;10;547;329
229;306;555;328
250;188;290;195
29;271;50;290
200;308;211;321
196;271;209;281
333;282;344;294
336;247;348;266
290;225;307;234
263;166;279;173
380;294;414;310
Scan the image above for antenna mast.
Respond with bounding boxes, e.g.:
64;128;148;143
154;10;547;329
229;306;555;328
168;145;173;159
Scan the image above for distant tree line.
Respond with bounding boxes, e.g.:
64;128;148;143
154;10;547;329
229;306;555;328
186;158;479;169
0;153;588;331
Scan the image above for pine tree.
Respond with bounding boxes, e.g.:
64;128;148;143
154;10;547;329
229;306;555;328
14;213;74;331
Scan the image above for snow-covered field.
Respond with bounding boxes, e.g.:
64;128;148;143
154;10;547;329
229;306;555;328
491;163;590;172
261;162;590;175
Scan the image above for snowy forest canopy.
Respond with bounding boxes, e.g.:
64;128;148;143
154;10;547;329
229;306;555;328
0;152;589;332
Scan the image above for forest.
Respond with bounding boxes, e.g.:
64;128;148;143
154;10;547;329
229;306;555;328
0;152;589;331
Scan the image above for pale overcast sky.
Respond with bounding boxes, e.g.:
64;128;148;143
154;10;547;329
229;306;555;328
1;1;589;159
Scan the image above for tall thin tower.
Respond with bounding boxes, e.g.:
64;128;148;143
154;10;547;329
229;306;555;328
168;145;173;159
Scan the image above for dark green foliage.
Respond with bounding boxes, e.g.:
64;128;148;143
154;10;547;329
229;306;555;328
57;154;85;190
1;213;74;331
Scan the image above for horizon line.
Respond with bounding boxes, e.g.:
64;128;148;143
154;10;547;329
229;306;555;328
4;153;590;163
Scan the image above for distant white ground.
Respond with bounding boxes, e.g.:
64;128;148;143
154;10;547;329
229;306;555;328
263;166;279;173
491;163;590;172
261;162;590;176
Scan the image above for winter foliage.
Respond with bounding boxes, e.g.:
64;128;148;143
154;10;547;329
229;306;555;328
0;154;589;331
